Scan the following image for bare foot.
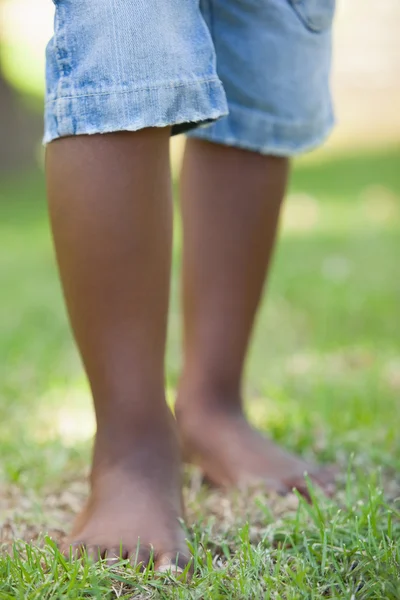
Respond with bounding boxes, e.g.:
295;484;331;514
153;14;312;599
62;409;191;573
176;400;335;499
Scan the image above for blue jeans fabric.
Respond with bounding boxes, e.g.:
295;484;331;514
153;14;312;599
44;0;335;155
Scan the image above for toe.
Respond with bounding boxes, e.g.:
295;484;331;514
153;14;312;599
104;546;128;565
61;541;85;560
129;545;153;570
62;542;106;562
85;545;106;561
288;477;313;501
288;465;338;501
314;465;338;497
311;464;338;495
156;551;193;576
316;464;339;484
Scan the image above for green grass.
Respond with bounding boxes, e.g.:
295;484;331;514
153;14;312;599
1;145;400;598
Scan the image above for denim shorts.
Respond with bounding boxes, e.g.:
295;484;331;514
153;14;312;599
44;0;335;155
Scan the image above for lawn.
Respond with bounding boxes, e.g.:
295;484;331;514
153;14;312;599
0;145;399;598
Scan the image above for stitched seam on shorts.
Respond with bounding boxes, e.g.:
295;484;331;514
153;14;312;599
226;101;333;129
53;7;63;132
45;78;223;104
53;3;73;134
190;118;335;154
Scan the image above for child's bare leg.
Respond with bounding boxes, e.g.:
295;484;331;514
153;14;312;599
176;138;333;497
46;129;189;569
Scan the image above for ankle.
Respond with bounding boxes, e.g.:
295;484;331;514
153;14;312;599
94;386;170;425
91;406;181;482
176;379;243;422
95;400;178;452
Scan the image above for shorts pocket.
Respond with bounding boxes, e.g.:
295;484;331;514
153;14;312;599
288;0;335;32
